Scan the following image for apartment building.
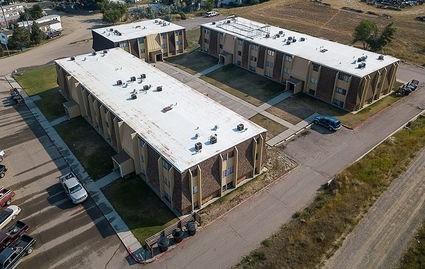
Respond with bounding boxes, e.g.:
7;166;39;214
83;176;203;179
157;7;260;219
55;48;267;215
200;16;399;111
92;19;187;63
0;4;25;28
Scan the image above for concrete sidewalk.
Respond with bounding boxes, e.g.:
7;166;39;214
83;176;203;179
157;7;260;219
5;75;147;262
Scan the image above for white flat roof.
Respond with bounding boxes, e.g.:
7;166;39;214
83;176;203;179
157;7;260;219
56;48;266;172
202;17;399;77
92;19;185;43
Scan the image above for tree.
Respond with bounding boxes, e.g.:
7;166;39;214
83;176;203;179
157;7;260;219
0;45;3;57
353;20;397;51
30;21;46;45
29;4;44;20
205;0;214;11
8;25;30;50
352;19;377;49
100;2;127;23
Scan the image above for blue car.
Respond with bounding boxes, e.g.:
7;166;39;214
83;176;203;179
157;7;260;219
313;115;341;131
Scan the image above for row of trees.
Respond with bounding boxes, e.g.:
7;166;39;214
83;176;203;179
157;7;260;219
8;22;46;50
353;20;396;51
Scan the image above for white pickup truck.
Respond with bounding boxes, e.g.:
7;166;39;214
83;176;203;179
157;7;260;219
58;172;88;204
0;149;5;162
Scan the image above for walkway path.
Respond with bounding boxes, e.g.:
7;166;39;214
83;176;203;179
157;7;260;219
5;75;147;261
156;62;315;146
323;148;425;269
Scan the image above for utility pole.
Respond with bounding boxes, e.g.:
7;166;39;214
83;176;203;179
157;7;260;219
0;5;9;29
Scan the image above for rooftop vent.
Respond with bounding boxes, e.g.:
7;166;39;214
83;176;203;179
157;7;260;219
300;37;305;41
288;36;292;41
237;123;244;131
143;85;149;91
103;50;108;54
292;38;296;43
320;48;328;53
109;28;113;32
378;55;384;60
116;80;122;85
130;76;136;82
286;41;291;45
131;93;137;99
195;142;202;152
212;22;216;25
70;56;75;61
276;34;280;38
92;51;97;56
210;134;217;144
226;20;231;23
157;86;163;91
213;124;219;130
279;30;283;35
265;33;270;38
141;74;146;79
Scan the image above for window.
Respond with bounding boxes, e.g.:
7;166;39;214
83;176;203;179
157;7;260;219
193;185;198;194
163;176;170;187
219;44;223;49
162;159;171;170
250;56;257;62
204;38;209;43
283;67;291;74
335;87;347;95
332;98;344;107
312;63;320;72
265;61;273;68
236;60;241;66
223;166;234;177
264;72;272;78
177;40;182;46
237;39;243;45
161;33;167;39
140;48;145;54
249;65;256;72
308;89;315;95
267;50;275;56
119;42;128;49
237;51;241;56
220;32;224;37
251;44;259;50
284;54;292;62
140;154;144;163
310;77;318;84
338;72;351;82
204;29;209;34
162;43;167;49
138;37;145;44
178;31;182;35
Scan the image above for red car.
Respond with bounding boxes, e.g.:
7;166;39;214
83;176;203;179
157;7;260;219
0;188;15;207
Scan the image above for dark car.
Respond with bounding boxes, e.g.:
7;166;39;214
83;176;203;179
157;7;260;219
0;165;6;178
313;115;342;131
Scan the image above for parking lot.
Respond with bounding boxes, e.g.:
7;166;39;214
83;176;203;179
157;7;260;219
0;78;131;269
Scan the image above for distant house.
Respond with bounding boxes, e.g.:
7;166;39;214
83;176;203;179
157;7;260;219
0;4;25;28
17;15;62;37
92;19;187;63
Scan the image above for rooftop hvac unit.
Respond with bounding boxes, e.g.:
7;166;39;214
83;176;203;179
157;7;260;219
141;74;146;79
378;55;384;60
155;19;158;23
143;85;149;91
265;33;270;38
109;28;113;32
195;142;202;152
70;56;75;61
300;37;305;41
130;76;136;82
117;80;122;85
288;36;292;41
157;86;163;91
210;135;217;144
286;41;291;45
292;38;296;43
92;51;97;56
279;30;284;35
276;34;280;38
237;123;244;131
358;62;366;69
131;93;137;99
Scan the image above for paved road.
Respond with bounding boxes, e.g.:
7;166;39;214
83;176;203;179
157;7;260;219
0;78;131;269
0;12;102;76
145;75;425;268
323;148;425;269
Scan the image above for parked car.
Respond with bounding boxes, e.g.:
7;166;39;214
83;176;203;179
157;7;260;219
0;221;29;252
0;206;21;230
0;234;35;269
58;172;88;204
0;188;15;207
0;166;6;179
0;150;4;162
313;115;342;131
205;10;219;17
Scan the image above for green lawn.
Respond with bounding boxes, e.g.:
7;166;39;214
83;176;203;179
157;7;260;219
237;115;425;269
202;65;283;106
103;176;177;244
166;50;218;75
249;114;287;140
14;65;58;96
34;89;66;121
55;117;116;180
268;91;401;128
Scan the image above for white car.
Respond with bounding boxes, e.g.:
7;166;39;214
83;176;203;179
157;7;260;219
59;172;88;204
205;11;219;17
0;205;21;230
0;149;4;162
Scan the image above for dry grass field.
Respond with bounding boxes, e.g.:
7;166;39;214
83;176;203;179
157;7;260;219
218;0;425;65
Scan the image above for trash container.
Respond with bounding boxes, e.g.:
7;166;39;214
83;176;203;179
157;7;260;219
158;235;169;252
173;228;184;243
187;221;197;236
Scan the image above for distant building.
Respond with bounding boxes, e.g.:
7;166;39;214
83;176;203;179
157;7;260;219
55;48;267;215
0;28;12;45
92;19;187;63
17;15;62;37
200;16;399;112
0;4;25;28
